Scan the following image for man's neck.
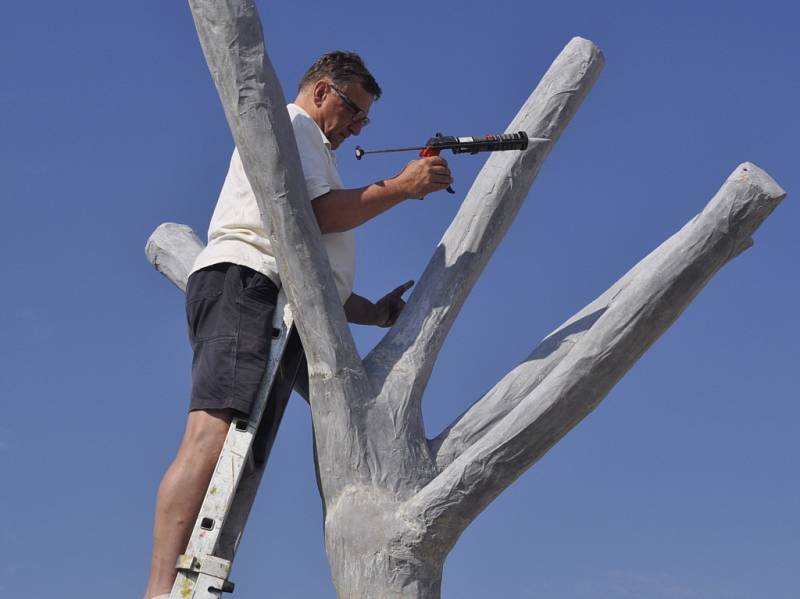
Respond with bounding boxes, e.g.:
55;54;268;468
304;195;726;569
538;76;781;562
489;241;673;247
293;94;333;147
293;95;317;121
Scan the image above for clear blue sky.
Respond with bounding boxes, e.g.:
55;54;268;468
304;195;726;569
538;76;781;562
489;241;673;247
2;1;797;597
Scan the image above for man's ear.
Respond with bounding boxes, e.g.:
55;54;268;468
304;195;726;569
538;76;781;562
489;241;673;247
312;80;328;107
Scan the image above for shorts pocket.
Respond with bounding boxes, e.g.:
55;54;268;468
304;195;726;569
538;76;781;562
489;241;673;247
186;265;227;301
233;277;277;408
239;270;279;305
191;336;236;405
187;292;238;343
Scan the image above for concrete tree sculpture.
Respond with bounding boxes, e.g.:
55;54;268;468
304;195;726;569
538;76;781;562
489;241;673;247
145;1;786;596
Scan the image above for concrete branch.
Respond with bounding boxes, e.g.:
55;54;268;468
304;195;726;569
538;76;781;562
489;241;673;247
403;163;785;546
144;223;203;291
364;37;605;432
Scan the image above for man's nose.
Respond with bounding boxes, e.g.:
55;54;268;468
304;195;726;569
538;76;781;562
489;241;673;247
349;121;364;136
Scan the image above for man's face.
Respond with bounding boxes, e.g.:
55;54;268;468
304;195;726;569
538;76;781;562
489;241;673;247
316;81;374;150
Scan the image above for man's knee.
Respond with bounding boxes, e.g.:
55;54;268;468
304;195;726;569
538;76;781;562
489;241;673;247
178;409;235;457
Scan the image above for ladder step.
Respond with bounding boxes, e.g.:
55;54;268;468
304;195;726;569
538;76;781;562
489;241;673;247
175;554;232;580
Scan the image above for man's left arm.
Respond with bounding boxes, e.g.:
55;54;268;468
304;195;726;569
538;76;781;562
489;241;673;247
344;280;414;327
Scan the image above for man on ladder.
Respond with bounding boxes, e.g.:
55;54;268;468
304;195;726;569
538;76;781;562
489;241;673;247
143;51;454;599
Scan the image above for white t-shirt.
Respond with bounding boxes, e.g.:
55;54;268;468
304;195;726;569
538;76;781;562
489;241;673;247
191;103;355;303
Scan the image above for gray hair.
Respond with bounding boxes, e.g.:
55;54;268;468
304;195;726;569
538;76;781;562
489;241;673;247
298;51;382;99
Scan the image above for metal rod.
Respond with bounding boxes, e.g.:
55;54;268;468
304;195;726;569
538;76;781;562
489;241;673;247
355;145;426;160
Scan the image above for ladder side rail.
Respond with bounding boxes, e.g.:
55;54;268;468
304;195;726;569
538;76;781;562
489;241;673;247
216;326;304;562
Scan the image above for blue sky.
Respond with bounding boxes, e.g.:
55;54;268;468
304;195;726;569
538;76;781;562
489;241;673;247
1;1;798;597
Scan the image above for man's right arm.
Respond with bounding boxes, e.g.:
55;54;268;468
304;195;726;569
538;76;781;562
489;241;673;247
312;156;453;234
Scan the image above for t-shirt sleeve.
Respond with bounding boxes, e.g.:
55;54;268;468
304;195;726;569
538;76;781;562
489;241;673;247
291;117;332;200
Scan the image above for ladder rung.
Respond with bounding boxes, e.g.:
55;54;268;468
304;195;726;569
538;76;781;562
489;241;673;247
176;554;232;580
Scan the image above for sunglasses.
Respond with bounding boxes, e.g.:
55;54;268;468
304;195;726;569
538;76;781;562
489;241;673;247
329;84;370;127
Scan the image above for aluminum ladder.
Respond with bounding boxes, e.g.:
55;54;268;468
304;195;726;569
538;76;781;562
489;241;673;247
170;290;303;598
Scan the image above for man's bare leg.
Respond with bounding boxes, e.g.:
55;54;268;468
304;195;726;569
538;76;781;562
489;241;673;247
143;409;233;599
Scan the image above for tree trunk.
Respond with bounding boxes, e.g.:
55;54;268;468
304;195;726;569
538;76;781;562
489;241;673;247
324;489;444;598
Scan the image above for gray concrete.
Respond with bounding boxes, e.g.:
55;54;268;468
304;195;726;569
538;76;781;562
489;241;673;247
144;223;202;292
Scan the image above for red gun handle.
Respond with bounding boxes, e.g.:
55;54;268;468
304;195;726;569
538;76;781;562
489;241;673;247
419;146;455;194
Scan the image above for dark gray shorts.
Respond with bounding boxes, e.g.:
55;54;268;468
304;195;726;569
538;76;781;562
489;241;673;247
186;263;279;416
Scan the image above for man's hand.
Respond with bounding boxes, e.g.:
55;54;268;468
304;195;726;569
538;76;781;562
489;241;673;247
374;280;414;327
392;157;453;199
343;281;415;327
